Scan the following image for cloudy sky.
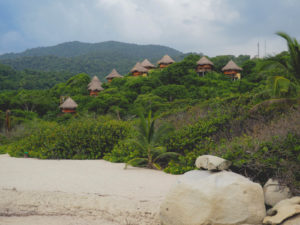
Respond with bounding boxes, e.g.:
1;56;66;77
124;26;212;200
0;0;299;57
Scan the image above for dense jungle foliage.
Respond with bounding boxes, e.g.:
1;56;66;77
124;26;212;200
0;33;299;194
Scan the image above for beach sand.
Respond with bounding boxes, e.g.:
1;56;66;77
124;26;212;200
0;154;180;225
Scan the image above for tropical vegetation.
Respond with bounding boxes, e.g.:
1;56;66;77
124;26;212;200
0;32;299;194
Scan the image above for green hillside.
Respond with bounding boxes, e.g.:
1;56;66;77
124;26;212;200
0;32;299;194
0;54;250;91
0;63;73;91
0;41;183;80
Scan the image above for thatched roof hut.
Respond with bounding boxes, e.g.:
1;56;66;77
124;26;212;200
105;69;123;81
88;82;104;91
197;56;214;66
59;97;78;111
141;59;155;69
157;55;175;67
222;60;242;71
131;62;148;74
88;76;102;88
196;56;214;75
91;76;101;83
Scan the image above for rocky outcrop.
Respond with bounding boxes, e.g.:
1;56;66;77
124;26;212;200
195;155;231;171
282;214;300;225
263;196;300;225
263;179;292;207
160;170;266;225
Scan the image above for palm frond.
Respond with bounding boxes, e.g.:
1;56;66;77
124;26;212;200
267;76;291;97
276;32;300;79
259;60;287;71
150;146;166;158
125;157;148;168
127;138;148;152
137;111;148;138
152;122;174;144
153;152;180;163
148;119;155;143
152;162;162;170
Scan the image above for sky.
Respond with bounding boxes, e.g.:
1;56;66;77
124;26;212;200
0;0;300;57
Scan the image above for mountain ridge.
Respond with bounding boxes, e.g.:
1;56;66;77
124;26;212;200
0;40;182;59
0;41;184;80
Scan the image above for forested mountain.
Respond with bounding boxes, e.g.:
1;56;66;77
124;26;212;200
0;41;183;80
0;41;182;59
0;63;73;91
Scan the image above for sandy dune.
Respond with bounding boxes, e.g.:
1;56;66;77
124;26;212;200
0;154;180;225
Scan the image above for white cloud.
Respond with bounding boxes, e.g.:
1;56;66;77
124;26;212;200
1;0;299;56
11;0;241;50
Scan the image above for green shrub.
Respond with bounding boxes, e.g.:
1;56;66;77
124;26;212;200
104;139;145;163
164;139;216;174
216;133;300;194
0;139;7;154
166;114;230;154
7;118;132;159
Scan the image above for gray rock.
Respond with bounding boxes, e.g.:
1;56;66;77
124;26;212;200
160;170;266;225
282;214;300;225
263;179;292;207
195;155;231;171
263;197;300;225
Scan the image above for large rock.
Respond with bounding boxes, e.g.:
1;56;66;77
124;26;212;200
263;179;292;207
282;214;300;225
195;155;231;171
160;170;266;225
263;197;300;225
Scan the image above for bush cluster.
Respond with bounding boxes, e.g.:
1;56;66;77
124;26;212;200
5;117;131;159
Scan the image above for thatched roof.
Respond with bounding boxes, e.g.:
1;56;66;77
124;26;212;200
157;55;175;65
141;59;155;68
91;76;101;83
59;97;78;109
222;60;243;71
130;62;148;73
88;82;104;91
197;56;214;66
88;76;102;87
105;69;123;79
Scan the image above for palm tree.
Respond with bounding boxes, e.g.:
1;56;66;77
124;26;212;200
126;111;179;169
276;32;300;80
259;32;300;97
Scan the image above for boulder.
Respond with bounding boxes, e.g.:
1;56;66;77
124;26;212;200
160;170;266;225
195;155;231;171
282;214;300;225
263;179;292;207
263;196;300;225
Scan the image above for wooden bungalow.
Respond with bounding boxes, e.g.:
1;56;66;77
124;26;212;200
141;59;156;70
88;76;102;89
87;76;104;96
105;69;123;83
222;60;242;80
196;56;214;76
88;82;104;96
157;55;175;68
59;97;78;114
130;62;148;76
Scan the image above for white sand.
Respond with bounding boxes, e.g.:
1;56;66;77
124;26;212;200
0;154;180;225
